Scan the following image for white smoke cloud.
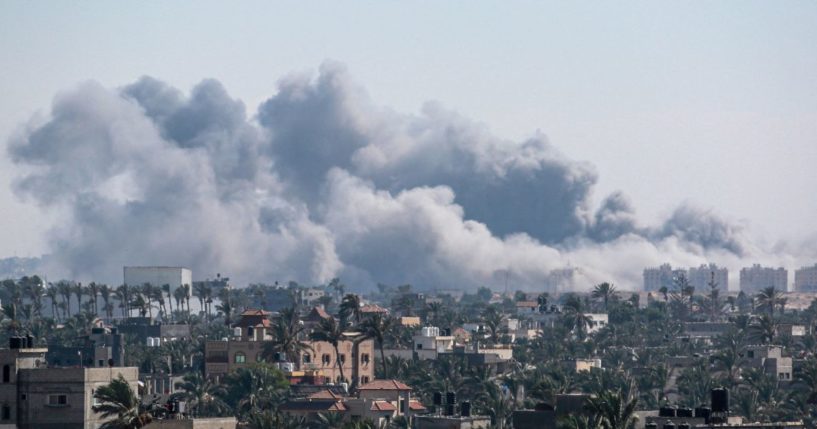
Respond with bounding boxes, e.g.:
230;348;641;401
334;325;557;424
7;62;805;290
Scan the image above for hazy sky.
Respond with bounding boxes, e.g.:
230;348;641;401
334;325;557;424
1;1;816;259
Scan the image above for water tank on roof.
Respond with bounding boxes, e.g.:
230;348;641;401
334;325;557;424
645;424;658;429
663;422;676;429
433;392;442;406
678;424;690;429
461;401;471;417
711;388;729;413
446;392;456;405
446;404;455;416
677;408;693;417
659;407;676;417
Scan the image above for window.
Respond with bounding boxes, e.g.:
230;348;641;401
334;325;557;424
361;353;370;364
416;343;423;350
303;354;311;364
235;352;246;364
2;365;9;383
339;354;346;364
361;376;370;384
47;394;68;406
256;353;265;363
322;354;331;365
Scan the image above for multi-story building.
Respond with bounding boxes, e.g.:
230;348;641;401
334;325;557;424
643;264;686;291
204;310;375;386
740;264;788;293
116;317;192;344
124;266;192;295
0;339;139;429
688;263;728;292
743;345;792;381
794;264;817;292
47;326;125;368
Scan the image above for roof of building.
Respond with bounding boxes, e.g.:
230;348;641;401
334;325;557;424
279;399;347;412
241;309;272;316
358;380;412;391
360;304;389;314
307;390;345;400
370;400;397;411
409;399;427;411
304;307;332;322
516;301;538;308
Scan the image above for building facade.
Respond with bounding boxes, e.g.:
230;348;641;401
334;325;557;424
124;266;192;295
794;264;817;292
740;264;788;293
688;263;729;292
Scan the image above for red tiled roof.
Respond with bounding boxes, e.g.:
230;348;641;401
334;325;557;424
305;306;332;321
241;309;272;316
409;399;427;411
308;390;345;400
360;304;389;314
358;380;412;391
370;400;397;411
279;399;347;412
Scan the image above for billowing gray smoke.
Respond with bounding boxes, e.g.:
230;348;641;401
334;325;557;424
8;62;762;289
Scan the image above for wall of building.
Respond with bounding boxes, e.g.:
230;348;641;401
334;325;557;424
124;266;192;293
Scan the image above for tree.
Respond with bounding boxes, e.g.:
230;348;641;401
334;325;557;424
220;364;289;419
359;312;396;377
482;305;506;345
339;294;362;325
310;317;349;383
592;283;618;311
756;286;785;317
585;389;638;429
92;374;151;429
262;307;312;363
172;372;229;417
562;295;592;340
747;314;778;345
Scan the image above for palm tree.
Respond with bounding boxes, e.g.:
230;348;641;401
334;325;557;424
311;411;345;429
162;284;173;321
72;282;84;317
194;282;207;316
172;372;229;417
87;282;100;315
747;314;778;345
756;286;785;317
482;305;506;345
310;316;349;383
359;312;395;377
141;284;155;319
262;307;311;363
585;389;638;429
92;374;151;429
57;281;72;319
45;285;60;321
1;303;21;336
592;283;618;311
562;295;592;340
339;294;362;325
99;284;113;319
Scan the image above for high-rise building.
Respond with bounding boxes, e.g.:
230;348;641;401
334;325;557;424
643;264;686;291
688;263;728;292
740;264;788;293
794;264;817;292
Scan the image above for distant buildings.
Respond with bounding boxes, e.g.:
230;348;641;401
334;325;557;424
740;264;788;293
644;263;727;292
794;263;817;292
688;263;728;292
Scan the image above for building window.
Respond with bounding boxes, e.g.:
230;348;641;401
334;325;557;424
2;365;9;383
47;394;68;406
1;404;9;420
303;354;311;364
235;352;246;364
361;353;370;364
416;343;423;350
256;353;265;363
322;354;331;365
361;376;370;384
339;354;346;364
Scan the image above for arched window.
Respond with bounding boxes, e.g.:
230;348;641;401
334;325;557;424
321;354;331;365
2;365;9;383
234;352;246;364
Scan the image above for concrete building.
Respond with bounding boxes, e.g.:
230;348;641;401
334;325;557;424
124;266;192;295
0;340;139;429
740;264;788;293
116;317;191;344
143;418;237;429
643;264;687;292
794;263;817;292
204;310;375;385
688;263;728;292
47;326;125;368
743;345;792;381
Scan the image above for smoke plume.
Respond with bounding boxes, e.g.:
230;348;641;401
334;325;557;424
7;62;788;290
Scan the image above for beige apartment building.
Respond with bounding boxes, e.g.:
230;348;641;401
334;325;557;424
204;310;375;385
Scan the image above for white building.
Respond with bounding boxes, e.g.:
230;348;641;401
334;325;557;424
688;263;728;292
795;264;817;292
740;264;788;293
123;266;192;295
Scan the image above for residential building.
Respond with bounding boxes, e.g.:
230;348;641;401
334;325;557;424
794;264;817;292
740;264;788;293
142;418;238;429
743;345;792;381
0;339;139;429
116;317;191;343
644;264;686;292
297;288;326;307
124;266;192;296
204;310;375;385
688;263;728;292
47;326;125;368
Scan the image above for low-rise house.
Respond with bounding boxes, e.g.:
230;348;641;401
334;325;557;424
743;345;792;381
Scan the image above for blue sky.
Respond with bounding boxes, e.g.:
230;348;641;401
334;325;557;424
1;1;816;257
